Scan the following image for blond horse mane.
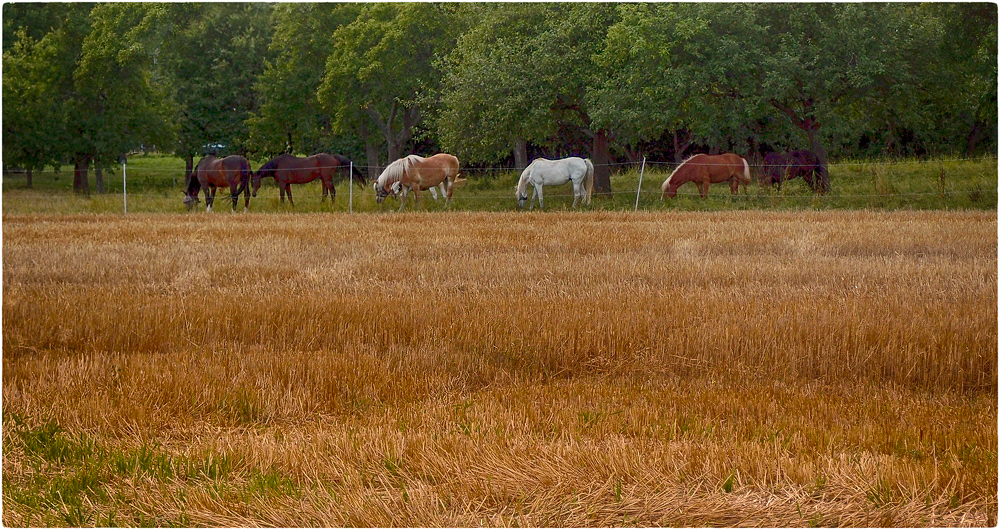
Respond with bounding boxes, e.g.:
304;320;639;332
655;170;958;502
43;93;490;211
376;155;424;190
665;154;701;186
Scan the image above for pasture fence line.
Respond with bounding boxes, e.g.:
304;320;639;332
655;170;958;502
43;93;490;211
4;155;994;213
4;155;996;176
8;186;993;202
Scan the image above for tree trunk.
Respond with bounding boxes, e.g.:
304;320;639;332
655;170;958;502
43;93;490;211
966;122;983;157
73;155;91;195
513;138;528;173
185;155;194;189
591;129;612;194
365;103;419;167
95;164;105;194
359;119;381;178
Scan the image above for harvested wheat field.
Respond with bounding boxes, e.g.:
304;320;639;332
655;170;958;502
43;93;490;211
2;210;997;527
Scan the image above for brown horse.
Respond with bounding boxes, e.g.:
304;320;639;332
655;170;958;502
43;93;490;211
251;153;363;206
373;153;465;211
762;150;824;191
661;153;752;199
183;155;252;211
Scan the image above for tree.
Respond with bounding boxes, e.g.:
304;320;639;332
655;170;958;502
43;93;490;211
3;4;92;188
161;3;273;180
435;4;617;191
317;3;461;174
921;3;997;156
72;3;175;193
246;3;362;159
435;4;562;171
3;3;174;194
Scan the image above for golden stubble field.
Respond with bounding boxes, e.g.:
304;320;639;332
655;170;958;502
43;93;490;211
2;210;997;527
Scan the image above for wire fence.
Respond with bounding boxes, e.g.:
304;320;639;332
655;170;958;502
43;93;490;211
4;155;996;175
3;156;996;211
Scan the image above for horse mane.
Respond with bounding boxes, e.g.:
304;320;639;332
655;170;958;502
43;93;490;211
256;156;283;177
376;155;423;188
185;172;201;195
665;154;702;185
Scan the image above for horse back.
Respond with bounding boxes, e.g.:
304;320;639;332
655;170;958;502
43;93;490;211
410;153;459;188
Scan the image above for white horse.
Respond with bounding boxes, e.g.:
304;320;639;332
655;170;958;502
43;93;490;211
515;157;595;210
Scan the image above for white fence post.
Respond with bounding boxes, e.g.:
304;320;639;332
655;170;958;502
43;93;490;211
122;158;127;214
634;156;646;212
349;161;353;213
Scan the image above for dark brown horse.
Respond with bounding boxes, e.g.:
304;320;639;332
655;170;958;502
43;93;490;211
661;153;751;199
251;153;364;206
762;150;825;191
183;155;252;211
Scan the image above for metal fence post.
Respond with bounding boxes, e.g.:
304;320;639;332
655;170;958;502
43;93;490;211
122;159;127;214
634;156;646;211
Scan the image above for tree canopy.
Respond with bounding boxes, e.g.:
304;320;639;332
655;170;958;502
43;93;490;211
3;3;996;192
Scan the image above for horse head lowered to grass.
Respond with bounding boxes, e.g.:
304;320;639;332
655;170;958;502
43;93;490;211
762;150;825;192
373;153;465;211
251;153;364;207
515;156;594;210
661;153;751;199
183;155;252;211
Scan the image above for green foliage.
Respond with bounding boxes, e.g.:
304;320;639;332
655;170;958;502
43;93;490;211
436;4;615;161
317;3;461;163
161;3;274;158
2;3;996;182
246;3;362;157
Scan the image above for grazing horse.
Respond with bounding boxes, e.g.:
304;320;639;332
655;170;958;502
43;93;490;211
661;153;751;199
762;150;824;191
515;157;594;210
183;155;252;211
373;153;465;211
251;153;363;206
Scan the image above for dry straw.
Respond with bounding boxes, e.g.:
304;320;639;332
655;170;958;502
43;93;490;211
3;210;996;526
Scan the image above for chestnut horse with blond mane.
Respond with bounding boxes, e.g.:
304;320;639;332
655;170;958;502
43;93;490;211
661;153;752;199
373;153;465;211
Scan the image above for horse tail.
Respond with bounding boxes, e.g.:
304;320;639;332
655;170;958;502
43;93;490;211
584;158;594;205
741;157;751;184
235;161;251;197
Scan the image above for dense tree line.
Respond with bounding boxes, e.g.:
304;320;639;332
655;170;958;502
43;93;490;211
3;3;996;193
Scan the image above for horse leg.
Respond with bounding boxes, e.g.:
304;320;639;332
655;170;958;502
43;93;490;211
572;180;583;208
698;180;709;198
279;185;286;204
230;183;240;210
729;178;739;195
398;186;409;212
207;186;216;211
286;184;295;207
535;184;544;210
